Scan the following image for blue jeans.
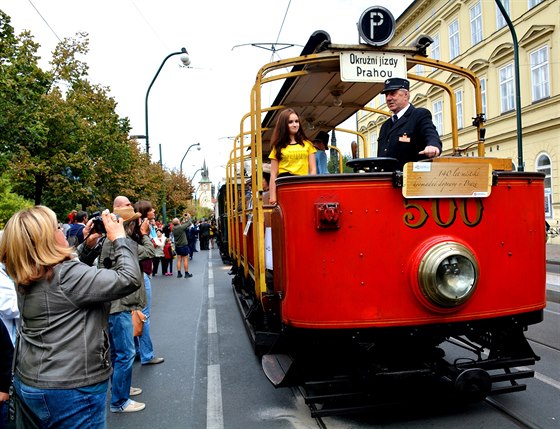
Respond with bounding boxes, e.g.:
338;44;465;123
108;311;135;410
13;376;108;428
135;273;154;364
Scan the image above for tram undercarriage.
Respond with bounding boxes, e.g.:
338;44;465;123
232;271;541;414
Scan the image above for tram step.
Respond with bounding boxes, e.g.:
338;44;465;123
491;369;534;383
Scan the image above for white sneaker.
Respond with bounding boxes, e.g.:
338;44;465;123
130;387;142;396
111;400;146;413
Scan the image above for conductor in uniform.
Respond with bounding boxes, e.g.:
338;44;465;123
377;78;442;170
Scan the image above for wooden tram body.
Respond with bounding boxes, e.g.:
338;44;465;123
220;12;546;412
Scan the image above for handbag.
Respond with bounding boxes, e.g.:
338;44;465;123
131;310;147;337
8;336;41;429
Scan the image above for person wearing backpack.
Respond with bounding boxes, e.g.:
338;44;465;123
66;210;88;247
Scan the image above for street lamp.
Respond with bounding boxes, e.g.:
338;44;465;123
180;143;201;176
190;168;203;182
145;47;190;154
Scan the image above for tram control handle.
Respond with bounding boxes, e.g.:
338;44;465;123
346;157;399;173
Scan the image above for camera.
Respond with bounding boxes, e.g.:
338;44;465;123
91;211;106;234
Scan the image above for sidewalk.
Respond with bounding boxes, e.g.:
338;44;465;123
547;242;560;266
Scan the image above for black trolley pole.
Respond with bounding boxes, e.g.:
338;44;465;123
495;0;523;171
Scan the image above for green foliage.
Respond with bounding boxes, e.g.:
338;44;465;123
0;174;32;229
328;153;354;173
0;10;196;222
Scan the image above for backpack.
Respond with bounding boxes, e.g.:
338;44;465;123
66;225;84;248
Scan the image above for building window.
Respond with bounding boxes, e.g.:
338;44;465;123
379;93;386;105
537;154;553;218
470;2;483;46
431;33;440;61
499;63;515;113
528;0;543;8
370;130;378;157
433;99;443;135
530;46;550;102
449;20;460;60
455;89;463;129
480;77;487;119
415;64;423;76
496;0;510;29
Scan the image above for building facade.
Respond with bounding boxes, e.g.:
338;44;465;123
357;0;559;241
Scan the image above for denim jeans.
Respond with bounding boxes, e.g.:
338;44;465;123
108;311;135;410
135;273;154;364
13;376;108;428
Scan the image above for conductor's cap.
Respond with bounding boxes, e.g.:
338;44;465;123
381;78;410;94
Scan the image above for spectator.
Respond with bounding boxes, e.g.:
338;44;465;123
0;206;142;426
187;222;199;260
66;210;88;247
199;219;210;251
171;215;193;278
152;229;166;275
268;108;317;205
312;131;330;174
162;237;174;276
132;200;165;369
0;254;19;429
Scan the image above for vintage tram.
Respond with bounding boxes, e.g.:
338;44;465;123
219;7;546;415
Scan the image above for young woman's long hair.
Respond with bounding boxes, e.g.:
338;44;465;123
0;206;73;289
270;108;309;162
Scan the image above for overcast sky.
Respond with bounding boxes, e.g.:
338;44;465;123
2;0;413;188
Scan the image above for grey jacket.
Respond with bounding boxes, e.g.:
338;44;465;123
16;237;142;389
79;234;154;314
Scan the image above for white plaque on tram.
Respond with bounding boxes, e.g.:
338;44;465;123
340;51;407;82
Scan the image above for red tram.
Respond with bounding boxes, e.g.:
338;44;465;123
219;7;546;414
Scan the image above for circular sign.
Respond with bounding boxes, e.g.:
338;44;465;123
358;6;396;46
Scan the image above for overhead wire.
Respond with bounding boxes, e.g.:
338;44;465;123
27;0;62;42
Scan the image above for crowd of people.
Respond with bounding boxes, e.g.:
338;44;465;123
0;196;220;428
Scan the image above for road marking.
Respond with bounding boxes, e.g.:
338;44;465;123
207;364;224;429
208;309;217;334
207;251;224;429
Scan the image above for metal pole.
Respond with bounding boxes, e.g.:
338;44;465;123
495;0;523;171
145;48;188;154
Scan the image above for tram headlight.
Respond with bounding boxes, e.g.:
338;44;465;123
418;242;479;307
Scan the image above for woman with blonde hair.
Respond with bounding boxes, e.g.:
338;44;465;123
0;205;143;428
268;108;317;205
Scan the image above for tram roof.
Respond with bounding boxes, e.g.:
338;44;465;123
259;30;424;153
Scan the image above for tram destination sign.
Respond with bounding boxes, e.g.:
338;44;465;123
403;162;492;198
340;51;407;82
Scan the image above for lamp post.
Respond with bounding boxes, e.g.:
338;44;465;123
145;47;190;154
180;143;201;176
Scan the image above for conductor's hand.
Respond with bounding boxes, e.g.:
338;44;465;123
419;145;440;158
102;209;126;241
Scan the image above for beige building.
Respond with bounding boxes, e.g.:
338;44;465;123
357;0;559;242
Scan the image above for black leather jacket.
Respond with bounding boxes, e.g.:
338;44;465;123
16;237;142;389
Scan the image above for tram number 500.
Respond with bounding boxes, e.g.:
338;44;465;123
403;198;484;229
